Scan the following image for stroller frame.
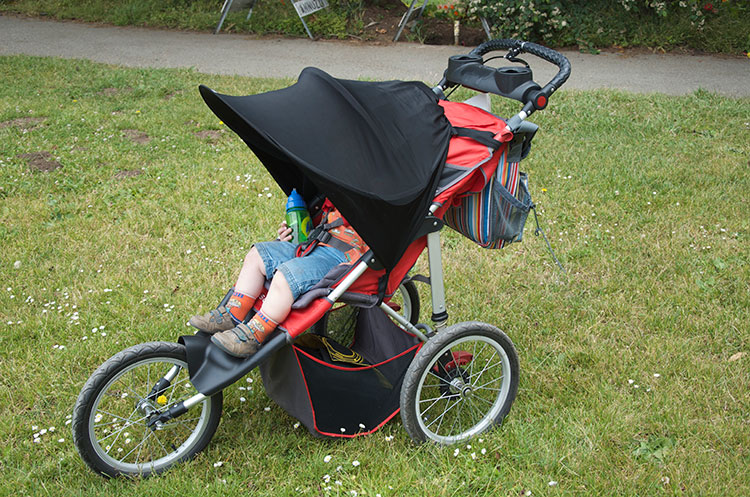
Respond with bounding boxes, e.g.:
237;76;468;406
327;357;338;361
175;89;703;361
72;38;571;477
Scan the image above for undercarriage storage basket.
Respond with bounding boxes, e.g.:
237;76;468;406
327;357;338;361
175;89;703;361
259;307;420;438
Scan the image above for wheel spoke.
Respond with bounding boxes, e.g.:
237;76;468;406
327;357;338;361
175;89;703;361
448;397;466;436
134;427;149;466
418;393;451;418
149;428;172;458
94;408;135;424
469;341;478;379
418;394;453;404
473;384;503;392
97;413;149;445
94;415;145;443
427;393;463;430
94;418;129;429
465;396;490;429
471;394;497;407
427;369;449;383
166;375;191;405
474;375;503;391
114;377;147;403
467;350;499;380
120;428;153;462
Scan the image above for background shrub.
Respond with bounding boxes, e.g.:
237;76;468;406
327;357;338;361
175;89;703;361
465;0;748;53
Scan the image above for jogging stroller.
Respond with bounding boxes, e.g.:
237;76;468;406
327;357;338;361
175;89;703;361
72;39;571;477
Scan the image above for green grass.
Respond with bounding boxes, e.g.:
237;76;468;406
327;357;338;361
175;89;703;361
0;55;748;496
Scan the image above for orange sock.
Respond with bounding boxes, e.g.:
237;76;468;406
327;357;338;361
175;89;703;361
246;310;278;344
226;291;256;323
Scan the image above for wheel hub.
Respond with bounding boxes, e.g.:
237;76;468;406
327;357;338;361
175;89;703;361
448;378;473;398
137;398;157;417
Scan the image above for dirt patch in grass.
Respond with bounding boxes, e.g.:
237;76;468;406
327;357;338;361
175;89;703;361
164;90;184;100
114;169;143;179
122;129;151;144
1;117;46;130
18;151;62;172
193;129;224;141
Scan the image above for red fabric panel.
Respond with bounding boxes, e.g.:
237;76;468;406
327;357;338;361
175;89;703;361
280;298;333;338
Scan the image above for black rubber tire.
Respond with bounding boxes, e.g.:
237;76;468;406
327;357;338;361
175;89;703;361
391;279;421;326
72;342;222;477
400;322;519;444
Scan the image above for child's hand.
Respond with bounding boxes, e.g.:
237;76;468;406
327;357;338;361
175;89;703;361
277;221;293;242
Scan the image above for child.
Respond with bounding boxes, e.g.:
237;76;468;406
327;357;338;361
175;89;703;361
189;201;368;358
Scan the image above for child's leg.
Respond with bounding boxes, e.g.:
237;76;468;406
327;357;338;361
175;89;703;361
224;247;267;322
210;272;294;357
233;247;267;298
211;246;347;358
189;246;271;333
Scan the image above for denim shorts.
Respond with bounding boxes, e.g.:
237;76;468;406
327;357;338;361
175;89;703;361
254;241;348;300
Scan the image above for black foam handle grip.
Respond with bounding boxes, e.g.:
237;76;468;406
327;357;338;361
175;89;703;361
470;39;571;94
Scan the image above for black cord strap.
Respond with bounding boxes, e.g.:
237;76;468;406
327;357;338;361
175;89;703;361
532;206;567;277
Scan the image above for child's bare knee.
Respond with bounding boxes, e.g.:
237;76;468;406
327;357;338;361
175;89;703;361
244;247;265;276
269;271;291;293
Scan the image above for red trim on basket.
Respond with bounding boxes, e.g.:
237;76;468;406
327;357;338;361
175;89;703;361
292;343;421;372
291;342;424;438
314;407;403;439
292;344;317;432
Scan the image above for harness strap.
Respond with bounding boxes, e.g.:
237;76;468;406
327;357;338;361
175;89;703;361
452;126;504;150
295;215;357;257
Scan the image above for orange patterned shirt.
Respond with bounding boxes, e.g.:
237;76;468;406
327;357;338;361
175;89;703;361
320;201;369;262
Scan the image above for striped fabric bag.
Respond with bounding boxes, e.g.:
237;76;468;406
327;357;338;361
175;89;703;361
436;100;534;249
443;151;532;249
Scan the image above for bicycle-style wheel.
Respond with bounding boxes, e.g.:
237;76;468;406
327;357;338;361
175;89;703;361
400;322;519;444
72;342;222;477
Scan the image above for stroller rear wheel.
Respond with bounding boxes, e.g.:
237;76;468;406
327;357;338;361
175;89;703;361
389;279;421;326
72;342;222;477
400;322;518;444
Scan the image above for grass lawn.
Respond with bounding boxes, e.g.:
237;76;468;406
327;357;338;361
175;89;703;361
0;55;748;496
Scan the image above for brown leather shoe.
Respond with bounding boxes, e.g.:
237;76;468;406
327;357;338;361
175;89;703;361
188;306;236;334
210;323;260;358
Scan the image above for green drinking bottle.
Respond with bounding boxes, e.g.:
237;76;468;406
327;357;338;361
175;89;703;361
285;189;312;245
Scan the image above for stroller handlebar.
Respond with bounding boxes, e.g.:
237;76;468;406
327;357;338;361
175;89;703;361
437;39;571;132
470;39;571;95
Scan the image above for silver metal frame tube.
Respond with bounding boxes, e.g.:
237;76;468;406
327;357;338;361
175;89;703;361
182;393;208;410
379;302;429;342
326;260;370;303
426;230;448;326
163;365;181;383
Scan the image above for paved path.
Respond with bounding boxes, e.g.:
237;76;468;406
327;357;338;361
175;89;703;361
1;14;748;97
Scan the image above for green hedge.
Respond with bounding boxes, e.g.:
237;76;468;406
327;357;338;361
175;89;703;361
466;0;748;53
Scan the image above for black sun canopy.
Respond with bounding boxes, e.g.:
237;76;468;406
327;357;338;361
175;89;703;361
199;68;453;271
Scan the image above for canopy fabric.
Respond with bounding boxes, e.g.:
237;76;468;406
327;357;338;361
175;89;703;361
199;68;453;271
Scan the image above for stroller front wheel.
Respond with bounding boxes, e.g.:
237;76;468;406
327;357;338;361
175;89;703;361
400;322;519;445
72;341;223;477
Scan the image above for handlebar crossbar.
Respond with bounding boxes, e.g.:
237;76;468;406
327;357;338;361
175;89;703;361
438;39;571;132
470;39;571;96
